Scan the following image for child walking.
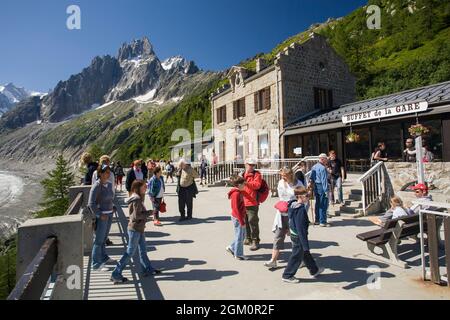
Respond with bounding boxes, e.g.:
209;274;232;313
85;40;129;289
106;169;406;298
148;166;165;226
282;186;324;283
226;175;248;261
111;180;161;284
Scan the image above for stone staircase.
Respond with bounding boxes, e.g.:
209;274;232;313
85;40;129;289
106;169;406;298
330;174;366;218
336;189;364;217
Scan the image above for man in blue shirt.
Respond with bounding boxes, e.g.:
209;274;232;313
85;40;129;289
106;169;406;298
310;154;330;227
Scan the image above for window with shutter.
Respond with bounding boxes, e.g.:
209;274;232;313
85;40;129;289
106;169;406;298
264;87;271;110
314;88;333;110
217;106;227;124
254;92;259;113
239;98;246;117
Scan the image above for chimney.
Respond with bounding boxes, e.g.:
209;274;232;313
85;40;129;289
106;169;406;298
256;58;267;73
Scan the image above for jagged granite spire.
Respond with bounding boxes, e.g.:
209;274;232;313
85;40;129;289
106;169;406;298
118;37;155;62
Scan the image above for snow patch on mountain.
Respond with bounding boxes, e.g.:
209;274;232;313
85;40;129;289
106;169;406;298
132;89;157;103
96;101;116;110
161;56;185;71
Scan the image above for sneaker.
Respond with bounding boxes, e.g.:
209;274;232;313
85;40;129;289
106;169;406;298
226;246;235;256
311;267;325;278
250;241;260;251
264;260;277;269
110;276;128;284
93;263;110;272
320;223;331;228
243;239;251;246
282;277;300;284
235;255;249;261
154;220;162;226
105;258;117;264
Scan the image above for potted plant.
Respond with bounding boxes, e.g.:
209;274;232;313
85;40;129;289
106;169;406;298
408;124;429;137
346;132;360;143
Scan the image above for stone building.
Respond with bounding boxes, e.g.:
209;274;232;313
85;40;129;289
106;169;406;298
210;33;356;162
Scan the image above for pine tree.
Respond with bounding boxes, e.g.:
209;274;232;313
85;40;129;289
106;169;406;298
37;155;75;218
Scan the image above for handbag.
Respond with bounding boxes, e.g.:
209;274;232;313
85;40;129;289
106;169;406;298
159;200;167;213
274;201;289;213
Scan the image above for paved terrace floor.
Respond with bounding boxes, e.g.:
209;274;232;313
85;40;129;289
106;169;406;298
83;178;450;300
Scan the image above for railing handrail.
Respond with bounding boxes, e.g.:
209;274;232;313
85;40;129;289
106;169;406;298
7;237;58;300
358;162;383;183
65;192;84;216
413;200;450;210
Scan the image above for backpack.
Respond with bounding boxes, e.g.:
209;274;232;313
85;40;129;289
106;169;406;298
256;177;270;204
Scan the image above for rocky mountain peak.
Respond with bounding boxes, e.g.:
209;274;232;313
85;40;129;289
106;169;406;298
118;37;155;62
161;55;199;74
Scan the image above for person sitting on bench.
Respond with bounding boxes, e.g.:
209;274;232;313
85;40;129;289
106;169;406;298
369;196;409;227
408;183;434;215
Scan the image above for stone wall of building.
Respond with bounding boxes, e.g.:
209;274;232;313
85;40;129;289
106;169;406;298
277;34;356;128
385;162;450;198
211;68;280;162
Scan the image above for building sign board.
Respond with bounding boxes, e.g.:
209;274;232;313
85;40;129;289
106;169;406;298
342;101;429;124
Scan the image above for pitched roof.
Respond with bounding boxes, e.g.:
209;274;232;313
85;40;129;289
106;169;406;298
285;81;450;130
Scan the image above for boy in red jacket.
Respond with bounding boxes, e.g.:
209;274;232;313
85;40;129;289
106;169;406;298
226;175;248;260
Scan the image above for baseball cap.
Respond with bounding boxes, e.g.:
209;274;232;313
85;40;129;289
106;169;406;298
319;153;328;159
413;183;428;192
245;158;257;165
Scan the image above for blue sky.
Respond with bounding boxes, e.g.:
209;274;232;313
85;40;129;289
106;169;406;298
0;0;367;92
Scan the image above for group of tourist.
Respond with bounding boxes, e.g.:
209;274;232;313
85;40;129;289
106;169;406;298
371;138;434;165
226;158;323;283
80;151;202;284
79;141;436;286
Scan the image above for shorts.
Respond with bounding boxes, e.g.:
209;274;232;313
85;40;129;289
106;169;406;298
273;215;289;250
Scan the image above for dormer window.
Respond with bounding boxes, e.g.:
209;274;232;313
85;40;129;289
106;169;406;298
314;87;333;110
227;66;249;93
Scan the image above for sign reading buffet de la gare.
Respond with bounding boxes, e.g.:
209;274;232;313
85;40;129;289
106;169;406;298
342;101;429;124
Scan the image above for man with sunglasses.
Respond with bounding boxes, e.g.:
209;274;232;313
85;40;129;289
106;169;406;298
408;183;434;215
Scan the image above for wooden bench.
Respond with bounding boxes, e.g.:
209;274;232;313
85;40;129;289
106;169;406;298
356;214;426;268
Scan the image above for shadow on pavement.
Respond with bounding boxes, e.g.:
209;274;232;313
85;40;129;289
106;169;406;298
162;215;230;226
301;254;395;290
155;269;239;282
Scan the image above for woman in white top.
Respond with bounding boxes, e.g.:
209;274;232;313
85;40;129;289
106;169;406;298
264;167;304;269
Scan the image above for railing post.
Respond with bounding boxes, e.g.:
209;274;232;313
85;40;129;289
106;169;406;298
427;214;441;285
16;215;84;299
361;180;367;216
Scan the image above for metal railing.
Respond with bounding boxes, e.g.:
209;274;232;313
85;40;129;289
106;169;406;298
416;200;450;287
358;162;383;216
